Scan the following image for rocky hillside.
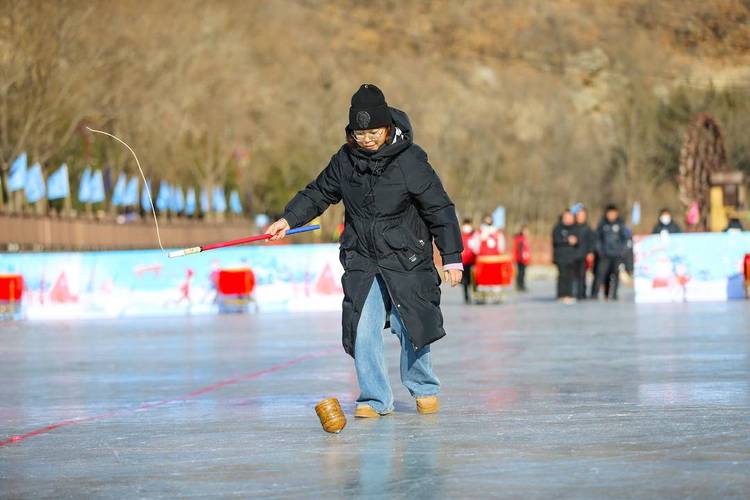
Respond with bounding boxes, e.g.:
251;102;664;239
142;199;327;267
2;0;749;231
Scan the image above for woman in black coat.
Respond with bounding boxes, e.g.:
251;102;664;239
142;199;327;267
552;209;580;304
265;84;463;418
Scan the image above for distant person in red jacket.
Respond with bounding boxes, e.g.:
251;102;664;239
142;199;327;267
469;215;505;257
460;218;477;303
512;225;531;292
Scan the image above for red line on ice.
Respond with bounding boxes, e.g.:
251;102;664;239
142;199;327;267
0;347;338;448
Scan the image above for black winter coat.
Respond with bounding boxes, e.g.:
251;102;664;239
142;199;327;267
651;221;682;234
596;217;629;258
574;223;596;260
552;222;579;265
282;108;463;357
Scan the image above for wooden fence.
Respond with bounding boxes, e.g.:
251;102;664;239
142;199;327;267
0;214;322;251
0;213;553;262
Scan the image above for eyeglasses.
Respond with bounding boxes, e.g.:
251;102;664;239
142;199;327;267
352;128;386;141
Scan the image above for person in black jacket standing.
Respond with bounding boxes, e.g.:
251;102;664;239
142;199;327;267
265;84;463;418
552;209;579;304
595;204;629;300
573;207;595;299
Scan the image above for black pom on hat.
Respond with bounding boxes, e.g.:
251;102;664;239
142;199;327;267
349;84;392;130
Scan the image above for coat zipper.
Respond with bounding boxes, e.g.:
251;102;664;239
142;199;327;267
364;162;420;353
370;208;419;352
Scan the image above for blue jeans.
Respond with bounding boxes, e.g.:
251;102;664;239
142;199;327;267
355;275;440;414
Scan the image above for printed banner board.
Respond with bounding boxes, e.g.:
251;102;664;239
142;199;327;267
0;244;344;319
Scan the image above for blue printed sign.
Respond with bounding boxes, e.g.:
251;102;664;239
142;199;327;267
634;232;750;302
0;244;343;319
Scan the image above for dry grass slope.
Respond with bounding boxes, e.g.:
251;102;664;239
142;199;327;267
1;0;749;231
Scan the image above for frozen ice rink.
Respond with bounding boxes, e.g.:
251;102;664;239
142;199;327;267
1;283;749;498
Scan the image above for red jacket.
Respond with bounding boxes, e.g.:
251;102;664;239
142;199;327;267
461;230;476;266
512;234;531;265
468;226;505;257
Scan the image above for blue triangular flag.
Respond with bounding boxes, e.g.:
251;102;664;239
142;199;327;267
631;201;641;226
141;179;153;212
229;190;242;214
200;187;209;214
255;214;270;228
492;205;506;229
124;177;139;206
47;164;70;200
25;162;46;203
212;186;226;213
185;188;196;216
88;170;105;203
170;185;184;213
78;167;92;203
111;173;127;206
8;152;28;192
156;181;171;212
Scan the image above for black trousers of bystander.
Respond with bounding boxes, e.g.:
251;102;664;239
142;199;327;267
573;259;588;299
556;262;575;298
516;263;527;291
462;263;473;304
596;256;622;299
590;254;600;297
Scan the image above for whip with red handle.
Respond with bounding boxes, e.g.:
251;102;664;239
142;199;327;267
168;225;320;258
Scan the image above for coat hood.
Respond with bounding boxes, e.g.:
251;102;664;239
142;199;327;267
346;107;414;173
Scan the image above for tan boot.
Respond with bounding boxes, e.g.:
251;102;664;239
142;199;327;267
354;404;393;418
416;396;439;414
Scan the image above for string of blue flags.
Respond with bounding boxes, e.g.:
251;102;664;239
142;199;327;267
5;152;244;214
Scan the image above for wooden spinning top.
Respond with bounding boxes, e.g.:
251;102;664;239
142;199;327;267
315;397;347;433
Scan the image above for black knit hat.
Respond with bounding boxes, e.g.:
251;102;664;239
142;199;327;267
349;84;392;130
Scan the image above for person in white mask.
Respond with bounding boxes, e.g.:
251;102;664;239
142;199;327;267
652;208;682;236
470;215;506;255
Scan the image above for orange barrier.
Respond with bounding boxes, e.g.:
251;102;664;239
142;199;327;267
744;253;750;299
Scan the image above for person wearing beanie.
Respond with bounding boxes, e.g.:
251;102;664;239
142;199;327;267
552;209;580;304
595;204;629;300
572;206;595;299
348;83;393;136
265;83;463;418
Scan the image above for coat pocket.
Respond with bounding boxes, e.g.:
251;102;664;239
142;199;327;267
339;229;358;268
383;226;427;271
